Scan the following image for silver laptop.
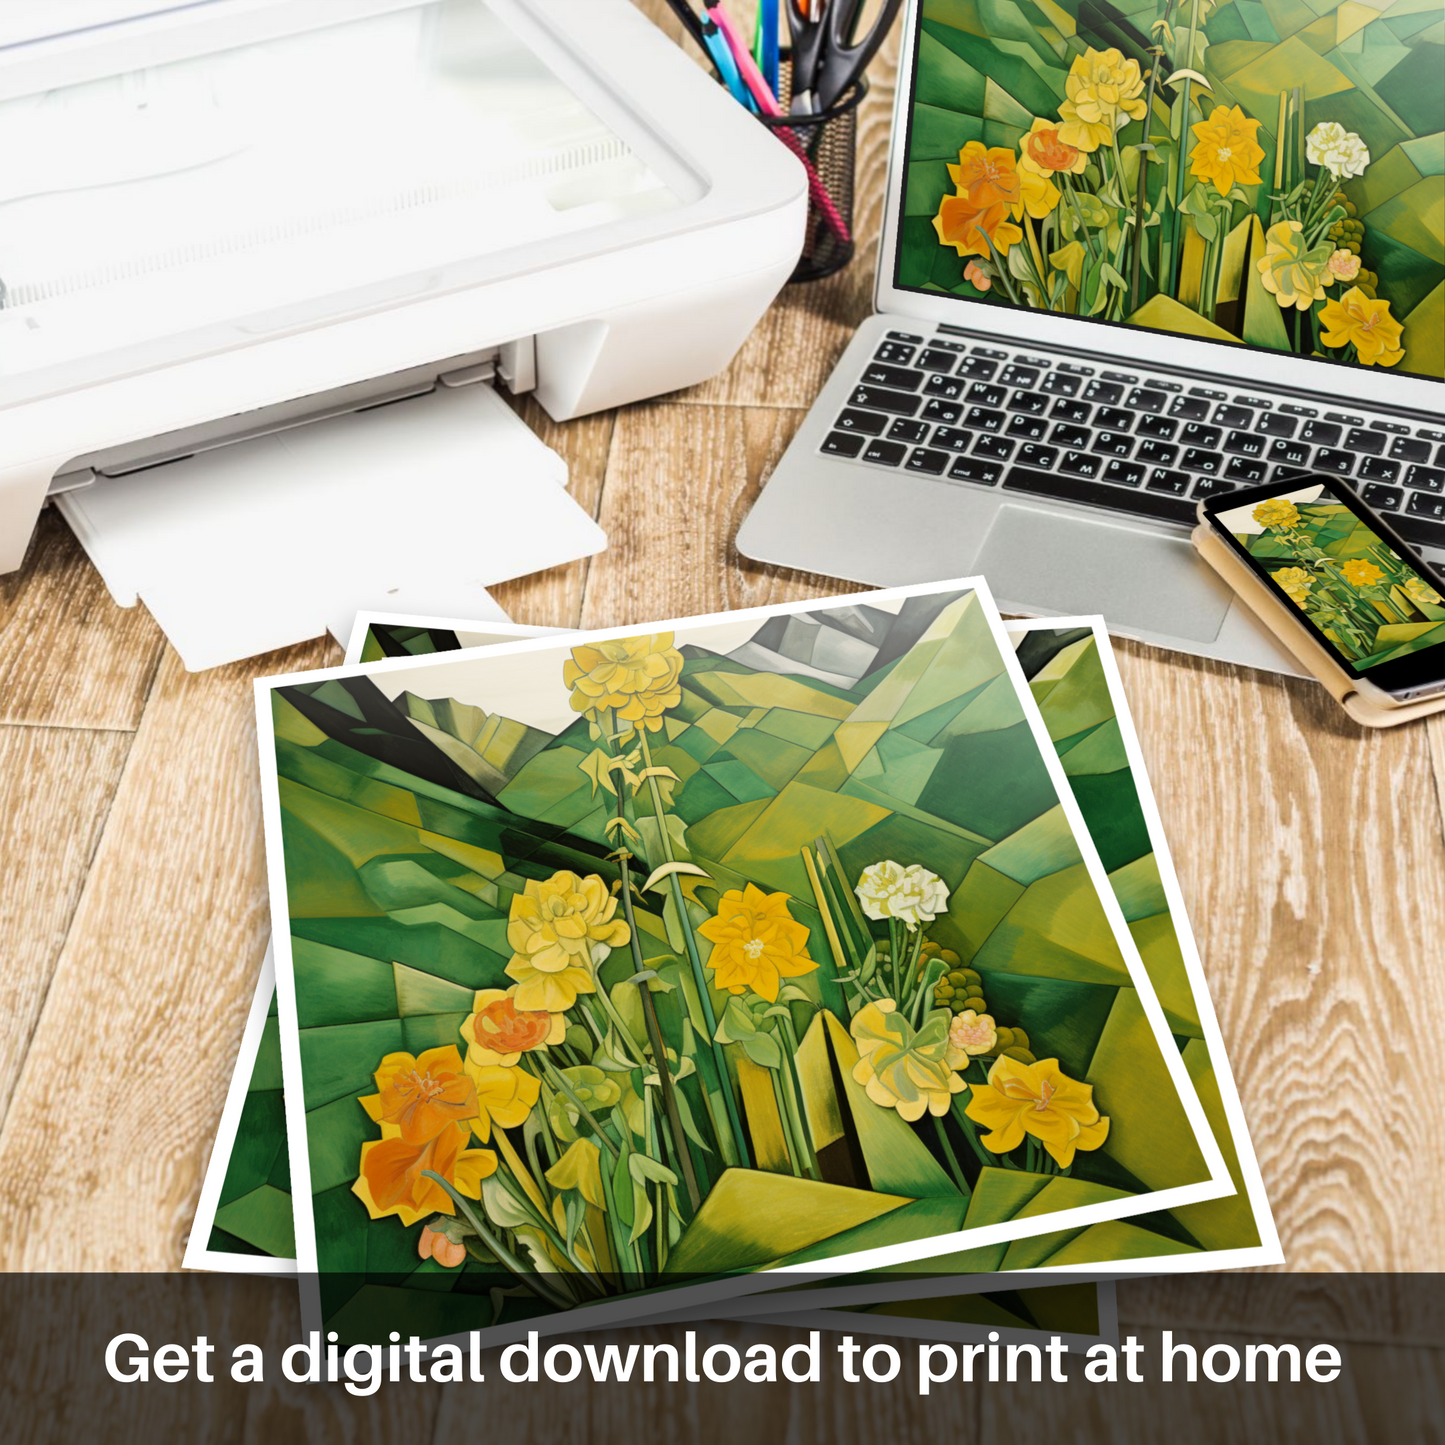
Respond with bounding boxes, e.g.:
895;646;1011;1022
739;0;1445;674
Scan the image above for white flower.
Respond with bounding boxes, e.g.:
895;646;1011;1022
1306;122;1369;180
855;861;950;932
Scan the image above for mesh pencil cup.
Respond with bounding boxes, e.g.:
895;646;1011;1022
759;68;867;283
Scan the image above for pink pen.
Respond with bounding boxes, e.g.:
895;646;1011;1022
706;2;853;247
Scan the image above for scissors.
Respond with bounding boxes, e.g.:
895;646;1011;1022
786;0;903;113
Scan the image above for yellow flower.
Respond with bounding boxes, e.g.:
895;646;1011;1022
564;634;683;734
1050;240;1086;291
1255;220;1332;312
545;1138;606;1208
933;143;1026;258
1340;558;1385;588
461;987;567;1067
1273;566;1314;609
503;870;630;1012
1319;288;1405;368
460;1059;541;1143
1404;575;1443;607
696;882;817;1002
1253;497;1300;530
947;1009;997;1067
964;1056;1110;1168
849;1000;965;1122
1057;48;1147;153
353;1121;496;1228
1188;105;1265;194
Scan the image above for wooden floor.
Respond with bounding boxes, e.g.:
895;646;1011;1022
1;4;1441;1440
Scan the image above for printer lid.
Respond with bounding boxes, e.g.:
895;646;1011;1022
0;0;731;411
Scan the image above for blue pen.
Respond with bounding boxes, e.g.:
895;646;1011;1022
700;15;755;110
758;0;780;97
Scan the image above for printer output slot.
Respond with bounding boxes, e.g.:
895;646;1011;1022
46;337;538;496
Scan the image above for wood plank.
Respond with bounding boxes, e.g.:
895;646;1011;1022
580;403;864;629
0;510;165;730
491;397;614;631
1108;637;1445;1274
0;725;133;1126
0;638;335;1270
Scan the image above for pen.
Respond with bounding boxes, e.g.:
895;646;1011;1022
754;0;780;98
664;0;754;109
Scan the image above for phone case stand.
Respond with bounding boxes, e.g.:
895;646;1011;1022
1193;525;1445;729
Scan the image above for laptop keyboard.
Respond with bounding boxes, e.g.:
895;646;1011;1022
821;330;1445;551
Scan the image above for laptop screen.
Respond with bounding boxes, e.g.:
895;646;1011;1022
890;0;1444;384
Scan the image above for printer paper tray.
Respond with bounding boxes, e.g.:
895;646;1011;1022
57;383;604;670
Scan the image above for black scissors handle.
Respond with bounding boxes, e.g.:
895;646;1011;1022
787;0;903;111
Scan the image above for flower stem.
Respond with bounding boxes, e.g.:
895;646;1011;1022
540;1056;621;1162
603;730;703;1211
932;1115;972;1198
950;1093;998;1169
420;1171;575;1311
636;730;751;1170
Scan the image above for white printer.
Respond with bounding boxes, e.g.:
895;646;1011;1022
0;0;806;665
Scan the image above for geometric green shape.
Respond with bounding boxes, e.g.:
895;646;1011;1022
937;671;1029;739
724;728;814;792
1029;637;1113;742
662;1169;914;1275
960;1166;1053;1229
1129;912;1202;1038
1085;989;1209;1193
307;1092;380;1196
1168;1038;1265;1253
1069;768;1153;873
1400;280;1445;380
217;1089;286;1206
1400;131;1445;177
914;28;987;115
973;863;1130;984
251;1012;285;1092
934;858;1025;959
293;936;397;1029
908;100;988;160
974;804;1081;887
394;964;477;1017
299;1018;405;1112
754;707;842;753
1107;851;1168;924
401;1011;471;1054
916;722;1060;842
704;758;778;805
1060;717;1129;776
1026;1218;1202;1267
213;1185;297;1259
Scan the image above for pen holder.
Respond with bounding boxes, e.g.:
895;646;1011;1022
759;69;867;283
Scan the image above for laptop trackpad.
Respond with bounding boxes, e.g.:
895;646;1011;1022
975;504;1233;643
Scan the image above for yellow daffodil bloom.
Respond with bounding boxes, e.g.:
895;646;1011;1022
1272;566;1314;609
1256;220;1332;311
933;143;1026;258
564;634;684;733
1340;558;1385;588
459;1057;541;1143
697;882;816;1002
1189;105;1265;194
850;1000;965;1122
1057;48;1147;153
1319;288;1405;368
964;1055;1109;1168
1253;497;1300;530
503;870;630;1012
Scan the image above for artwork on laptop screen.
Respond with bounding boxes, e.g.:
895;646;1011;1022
1217;482;1445;665
893;0;1445;381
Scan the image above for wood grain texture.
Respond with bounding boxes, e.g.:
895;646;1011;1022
581;403;861;628
0;638;335;1270
0;725;133;1127
1107;637;1445;1274
0;510;165;730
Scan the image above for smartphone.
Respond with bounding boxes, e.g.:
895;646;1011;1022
1198;475;1445;705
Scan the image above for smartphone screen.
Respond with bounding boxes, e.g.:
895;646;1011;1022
1203;478;1445;697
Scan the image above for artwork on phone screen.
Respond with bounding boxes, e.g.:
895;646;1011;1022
1216;483;1445;666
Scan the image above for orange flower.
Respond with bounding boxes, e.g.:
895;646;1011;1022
461;987;566;1067
697;883;817;1002
364;1047;478;1146
932;143;1025;259
354;1121;496;1227
1021;118;1085;178
1340;558;1385;588
1318;287;1405;368
419;1223;467;1268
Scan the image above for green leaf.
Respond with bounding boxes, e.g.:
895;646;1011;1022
1100;262;1129;291
578;747;619;799
641;861;713;894
714;995;783;1069
629;1154;679;1188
